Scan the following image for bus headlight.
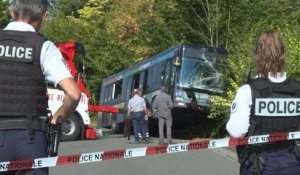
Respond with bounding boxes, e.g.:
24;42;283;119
175;91;182;97
176;102;185;106
174;90;188;106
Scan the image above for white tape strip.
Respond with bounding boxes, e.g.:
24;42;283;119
1;131;300;172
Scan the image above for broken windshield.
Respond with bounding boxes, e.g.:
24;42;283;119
178;51;224;93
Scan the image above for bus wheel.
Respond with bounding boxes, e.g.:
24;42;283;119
61;114;81;141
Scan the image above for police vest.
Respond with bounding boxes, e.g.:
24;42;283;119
0;30;48;117
248;78;300;136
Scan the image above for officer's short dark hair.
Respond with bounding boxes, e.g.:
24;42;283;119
9;0;48;22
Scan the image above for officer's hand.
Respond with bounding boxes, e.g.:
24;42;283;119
144;114;148;120
51;116;62;125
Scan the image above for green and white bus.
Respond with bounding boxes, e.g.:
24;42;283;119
97;44;227;132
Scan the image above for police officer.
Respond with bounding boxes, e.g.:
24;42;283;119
127;89;148;143
226;30;300;175
153;86;174;145
0;0;81;175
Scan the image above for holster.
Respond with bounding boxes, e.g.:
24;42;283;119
236;145;249;164
244;145;268;175
247;151;267;175
47;117;62;157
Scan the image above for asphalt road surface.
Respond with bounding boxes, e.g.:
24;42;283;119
50;132;239;175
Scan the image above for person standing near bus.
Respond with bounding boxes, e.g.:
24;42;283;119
153;86;174;145
226;30;300;175
141;94;151;143
0;0;81;174
135;90;151;143
127;89;148;143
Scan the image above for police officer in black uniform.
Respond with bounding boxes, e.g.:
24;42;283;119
0;0;81;174
226;30;300;175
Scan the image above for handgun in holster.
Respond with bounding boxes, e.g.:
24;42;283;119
47;117;62;157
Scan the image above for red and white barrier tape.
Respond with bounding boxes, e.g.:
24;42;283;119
1;131;300;172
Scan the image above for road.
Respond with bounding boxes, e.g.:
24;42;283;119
50;132;239;175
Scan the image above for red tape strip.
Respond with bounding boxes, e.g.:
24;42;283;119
1;131;300;172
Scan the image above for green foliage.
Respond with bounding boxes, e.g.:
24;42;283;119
173;0;230;47
282;24;300;80
0;1;9;29
42;17;88;42
105;0;179;60
49;0;88;17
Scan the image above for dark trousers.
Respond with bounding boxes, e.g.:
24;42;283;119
240;152;300;175
138;119;149;138
0;130;49;175
144;120;149;138
131;111;146;141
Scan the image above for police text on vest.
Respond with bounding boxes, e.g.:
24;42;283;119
0;44;34;62
255;98;300;116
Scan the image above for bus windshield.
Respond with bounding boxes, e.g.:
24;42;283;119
178;51;225;93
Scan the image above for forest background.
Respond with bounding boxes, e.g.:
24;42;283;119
1;0;299;137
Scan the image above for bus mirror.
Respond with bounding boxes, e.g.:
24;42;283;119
174;56;181;67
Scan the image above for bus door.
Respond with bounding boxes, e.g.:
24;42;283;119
101;84;113;127
105;84;113;106
139;70;149;95
124;77;132;106
163;59;175;96
125;74;140;102
153;61;165;91
131;73;140;92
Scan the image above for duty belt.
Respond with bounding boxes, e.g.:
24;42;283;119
0;116;48;131
266;141;292;152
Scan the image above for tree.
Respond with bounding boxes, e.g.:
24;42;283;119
105;0;180;61
49;0;88;17
173;0;231;48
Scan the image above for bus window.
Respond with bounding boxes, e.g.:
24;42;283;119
112;80;122;99
179;49;225;94
163;59;176;94
142;70;148;94
153;62;165;90
163;60;172;86
133;74;140;89
147;66;155;92
103;86;108;104
104;84;113;105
